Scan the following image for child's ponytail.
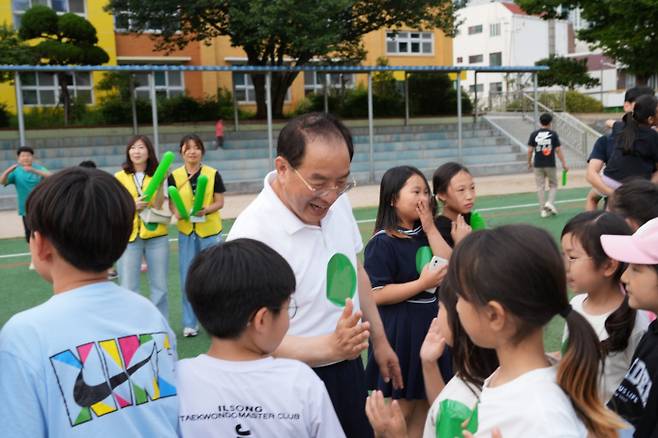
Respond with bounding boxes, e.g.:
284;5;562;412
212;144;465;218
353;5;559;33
559;307;626;438
618;94;658;155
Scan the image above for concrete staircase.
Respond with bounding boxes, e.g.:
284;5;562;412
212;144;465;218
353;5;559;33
0;121;527;211
484;113;591;169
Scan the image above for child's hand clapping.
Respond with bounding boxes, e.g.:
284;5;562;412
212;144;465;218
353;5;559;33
419;317;446;364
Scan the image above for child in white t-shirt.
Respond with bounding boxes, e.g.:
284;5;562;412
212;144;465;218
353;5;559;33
366;262;499;438
453;225;625;437
561;211;649;402
176;238;345;438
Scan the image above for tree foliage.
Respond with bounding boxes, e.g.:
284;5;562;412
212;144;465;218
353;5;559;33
535;56;599;89
106;0;463;118
517;0;658;80
0;24;36;83
18;5;109;124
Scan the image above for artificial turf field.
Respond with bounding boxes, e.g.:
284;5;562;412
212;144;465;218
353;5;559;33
0;186;589;360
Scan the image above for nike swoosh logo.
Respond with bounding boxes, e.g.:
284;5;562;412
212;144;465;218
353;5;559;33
73;348;155;407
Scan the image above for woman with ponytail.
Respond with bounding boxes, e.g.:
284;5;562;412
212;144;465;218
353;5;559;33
603;94;658;188
452;224;626;437
561;211;650;402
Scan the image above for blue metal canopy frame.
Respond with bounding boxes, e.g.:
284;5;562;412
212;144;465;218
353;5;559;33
0;64;548;181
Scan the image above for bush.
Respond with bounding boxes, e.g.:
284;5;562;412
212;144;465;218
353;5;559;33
565;90;603;113
408;73;472;116
0;103;10;127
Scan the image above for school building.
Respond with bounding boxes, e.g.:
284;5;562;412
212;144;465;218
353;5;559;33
0;1;454;114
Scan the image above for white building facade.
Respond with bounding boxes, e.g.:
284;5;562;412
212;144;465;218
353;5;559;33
453;2;571;101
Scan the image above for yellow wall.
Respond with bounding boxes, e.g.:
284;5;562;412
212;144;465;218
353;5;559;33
201;27;454;114
0;0;117;111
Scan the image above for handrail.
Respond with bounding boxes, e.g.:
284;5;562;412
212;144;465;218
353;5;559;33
520;93;602;158
481;116;528;151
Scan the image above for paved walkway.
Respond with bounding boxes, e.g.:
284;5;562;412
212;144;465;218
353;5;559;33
0;169;589;240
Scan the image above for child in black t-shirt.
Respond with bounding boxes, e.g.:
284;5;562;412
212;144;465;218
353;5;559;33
528;113;569;218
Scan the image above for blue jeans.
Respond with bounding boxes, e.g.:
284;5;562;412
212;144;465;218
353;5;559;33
117;235;170;318
178;232;222;329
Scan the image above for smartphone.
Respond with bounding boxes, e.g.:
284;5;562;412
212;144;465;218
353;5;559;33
429;255;448;271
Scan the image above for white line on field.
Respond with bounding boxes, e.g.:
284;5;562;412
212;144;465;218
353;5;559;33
0;197;587;260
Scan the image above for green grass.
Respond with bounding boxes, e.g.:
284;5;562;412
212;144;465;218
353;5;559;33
0;187;589;359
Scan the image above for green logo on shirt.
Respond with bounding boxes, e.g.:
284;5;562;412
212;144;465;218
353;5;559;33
326;253;356;306
436;399;479;437
416;245;433;274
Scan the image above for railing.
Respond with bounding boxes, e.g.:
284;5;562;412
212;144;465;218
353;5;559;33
520;93;602;158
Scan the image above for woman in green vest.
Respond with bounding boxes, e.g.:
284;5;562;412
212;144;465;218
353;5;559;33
115;135;170;318
168;134;226;337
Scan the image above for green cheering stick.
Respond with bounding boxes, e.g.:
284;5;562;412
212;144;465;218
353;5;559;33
326;253;357;306
562;169;568;187
168;186;189;221
415;246;433;274
435;399;478;438
142;151;175;202
190;174;208;216
469;211;487;231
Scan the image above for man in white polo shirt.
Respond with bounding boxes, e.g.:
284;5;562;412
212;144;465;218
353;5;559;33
227;113;401;437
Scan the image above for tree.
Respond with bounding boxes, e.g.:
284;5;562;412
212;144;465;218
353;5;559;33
0;25;36;84
106;0;463;118
535;56;599;89
517;0;658;82
19;5;109;124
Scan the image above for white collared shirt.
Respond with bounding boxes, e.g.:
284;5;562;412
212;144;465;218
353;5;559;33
227;172;363;339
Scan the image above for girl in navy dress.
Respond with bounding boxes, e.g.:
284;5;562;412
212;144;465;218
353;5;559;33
432;162;476;249
364;165;453;437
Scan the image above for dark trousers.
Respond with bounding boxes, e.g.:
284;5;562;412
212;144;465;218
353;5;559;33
313;358;373;438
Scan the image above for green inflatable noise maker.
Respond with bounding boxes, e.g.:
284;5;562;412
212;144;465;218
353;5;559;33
190;174;208;216
168;186;189;221
142;151;175;202
469;211;487;231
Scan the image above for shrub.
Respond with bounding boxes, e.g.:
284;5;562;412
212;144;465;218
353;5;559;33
565;90;603;113
0;103;10;127
408;73;472;116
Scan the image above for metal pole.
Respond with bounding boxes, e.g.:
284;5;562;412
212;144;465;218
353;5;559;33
404;71;409;126
14;72;26;147
148;71;160;156
129;74;138;135
266;72;274;169
232;72;239;132
473;71;479;124
457;73;463;163
533;72;539;127
367;72;374;183
324;73;329;113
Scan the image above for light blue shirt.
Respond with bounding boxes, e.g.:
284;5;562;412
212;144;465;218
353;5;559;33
5;164;48;215
0;282;179;437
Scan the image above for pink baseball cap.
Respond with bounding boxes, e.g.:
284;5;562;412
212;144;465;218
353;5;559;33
601;217;658;264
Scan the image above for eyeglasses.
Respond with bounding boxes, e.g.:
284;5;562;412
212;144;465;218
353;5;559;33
291;166;356;198
271;296;298;320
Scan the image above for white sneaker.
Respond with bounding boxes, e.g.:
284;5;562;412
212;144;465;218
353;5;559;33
183;327;198;337
540;208;550;218
544;202;558;215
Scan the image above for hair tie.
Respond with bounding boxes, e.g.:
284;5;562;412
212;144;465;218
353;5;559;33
559;304;572;319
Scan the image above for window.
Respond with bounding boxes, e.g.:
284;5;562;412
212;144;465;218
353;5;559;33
456;57;463;64
490;82;503;93
133;71;185;99
115;10;171;33
489;52;502;66
490;23;501;37
233;72;291;104
386;31;434;55
469;84;484;93
303;72;355;96
13;0;85;27
467;25;483;35
20;72;92;106
468;54;483;64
